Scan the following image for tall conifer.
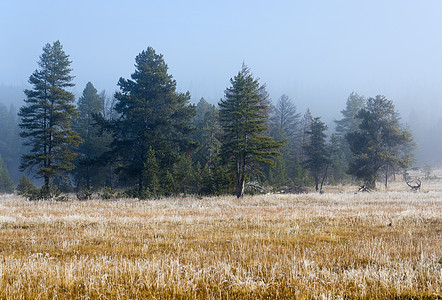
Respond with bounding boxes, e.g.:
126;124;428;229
108;47;195;195
219;64;282;198
18;41;81;194
73;82;108;190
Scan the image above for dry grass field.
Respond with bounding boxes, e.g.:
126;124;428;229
0;181;440;299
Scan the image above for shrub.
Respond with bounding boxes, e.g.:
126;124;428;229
28;185;67;201
99;187;115;200
76;189;93;201
16;175;37;197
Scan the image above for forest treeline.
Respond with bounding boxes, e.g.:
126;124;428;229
0;41;416;198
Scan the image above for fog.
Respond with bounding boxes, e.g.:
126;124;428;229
1;0;441;166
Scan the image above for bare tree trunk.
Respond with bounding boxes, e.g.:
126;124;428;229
86;165;91;190
138;175;143;196
236;176;245;198
320;164;329;193
44;176;50;195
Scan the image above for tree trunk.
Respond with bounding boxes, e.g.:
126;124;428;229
368;178;376;189
320;164;329;193
44;176;50;195
138;175;143;196
236;176;245;198
86;165;91;190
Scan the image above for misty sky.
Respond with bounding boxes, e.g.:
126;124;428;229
1;0;442;126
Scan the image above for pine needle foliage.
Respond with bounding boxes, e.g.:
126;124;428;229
219;64;283;198
18;41;81;195
107;47;196;196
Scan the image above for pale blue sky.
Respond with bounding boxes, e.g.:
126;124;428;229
1;0;442;125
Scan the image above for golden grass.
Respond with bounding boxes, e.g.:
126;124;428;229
0;181;440;299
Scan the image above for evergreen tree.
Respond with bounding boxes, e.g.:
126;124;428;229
346;95;414;188
0;103;20;183
18;41;81;195
0;155;14;193
298;108;313;162
219;64;283;198
106;47;196;195
173;154;196;194
268;95;301;185
303;117;330;192
141;147;159;197
190;98;221;167
328;134;347;184
335;92;366;138
73;82;109;190
16;174;37;196
290;108;313;186
269;95;300;142
334;92;366;181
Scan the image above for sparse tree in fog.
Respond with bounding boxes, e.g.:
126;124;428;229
335;92;366;138
346;95;414;188
0;103;20;183
267;94;300;186
219;64;283;198
298;108;313;162
289;108;313;186
190;98;221;168
334;92;366;182
0;155;14;193
18;41;81;195
270;95;301;142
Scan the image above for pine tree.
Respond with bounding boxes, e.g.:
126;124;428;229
268;95;301;185
191;98;221;167
346;95;414;188
0;103;20;183
73;82;109;190
18;41;81;195
16;174;36;196
298;108;313;162
334;92;366;181
335;92;366;138
303;117;330;192
328;134;347;184
107;47;196;195
0;155;14;193
173;154;196;194
219;64;283;198
141;147;159;197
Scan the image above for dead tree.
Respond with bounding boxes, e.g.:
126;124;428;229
244;182;266;193
356;185;373;193
406;179;421;191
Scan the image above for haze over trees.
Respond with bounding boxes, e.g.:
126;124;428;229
0;41;419;198
0;103;20;183
0;155;14;193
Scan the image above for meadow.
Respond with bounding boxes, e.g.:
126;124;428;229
0;181;440;299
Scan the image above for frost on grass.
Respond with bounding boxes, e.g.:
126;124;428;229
0;181;440;298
